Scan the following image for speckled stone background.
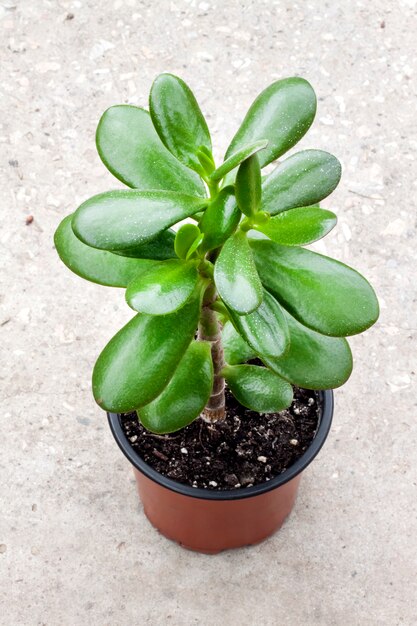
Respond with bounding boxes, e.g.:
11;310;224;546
1;1;416;624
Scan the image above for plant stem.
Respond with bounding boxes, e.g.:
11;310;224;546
207;179;219;199
198;283;226;423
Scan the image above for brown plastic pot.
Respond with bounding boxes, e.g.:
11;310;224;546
107;389;333;554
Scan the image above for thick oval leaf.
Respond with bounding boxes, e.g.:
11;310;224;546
113;229;176;259
125;260;199;315
198;145;214;160
96;105;205;196
149;73;211;174
228;289;289;358
235;153;262;217
54;215;158;287
199;186;241;252
251;240;379;336
222;321;257;365
175;223;201;260
256;206;337;246
186;233;204;259
247;229;269;241
214;230;263;315
72;190;207;251
225;77;316;169
92;293;201;412
209;139;268;182
223;365;293;413
262;310;353;389
196;147;215;176
138;341;213;434
262;150;341;216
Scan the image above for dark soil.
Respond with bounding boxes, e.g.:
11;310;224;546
121;386;320;491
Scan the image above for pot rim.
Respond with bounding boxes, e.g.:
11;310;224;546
107;389;333;501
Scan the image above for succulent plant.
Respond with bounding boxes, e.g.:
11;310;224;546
54;73;379;433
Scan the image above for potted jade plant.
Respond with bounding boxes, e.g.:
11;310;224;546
54;74;379;553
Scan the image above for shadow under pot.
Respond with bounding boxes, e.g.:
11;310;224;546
107;389;333;554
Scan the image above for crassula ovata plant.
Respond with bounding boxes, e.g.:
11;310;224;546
54;74;379;434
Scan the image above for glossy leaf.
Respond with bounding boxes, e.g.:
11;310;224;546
228;289;289;358
96;105;205;195
255;206;337;246
199;186;241;252
235;153;262;217
222;321;257;365
149;73;211;173
262;150;341;216
125;260;199;315
199;145;214;159
186;233;204;259
247;229;269;241
92;293;201;412
209;139;268;182
138;341;213;433
222;365;293;413
262;310;353;389
251;240;379;336
196;147;215;175
72;190;207;251
225;77;316;169
175;224;201;259
54;215;158;287
113;229;176;259
214;230;263;315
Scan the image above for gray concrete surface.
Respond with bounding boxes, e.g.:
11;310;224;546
1;1;416;624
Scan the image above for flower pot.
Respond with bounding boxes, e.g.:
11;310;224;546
107;389;333;554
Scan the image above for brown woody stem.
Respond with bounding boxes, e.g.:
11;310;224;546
198;283;226;423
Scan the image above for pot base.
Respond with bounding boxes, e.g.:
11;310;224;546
107;389;333;554
134;468;301;553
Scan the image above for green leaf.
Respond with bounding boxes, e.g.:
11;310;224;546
96;105;205;196
262;310;353;389
198;145;214;159
247;229;269;241
251;240;379;336
235;153;262;217
262;150;341;216
222;321;257;365
199;186;240;252
113;229;176;259
54;215;158;287
228;290;289;358
138;341;213;434
72;190;207;251
223;365;293;413
214;230;263;315
196;147;215;176
175;224;201;259
255;206;337;246
209;139;268;182
225;77;316;169
92;292;201;412
125;259;200;315
186;233;204;259
149;73;211;174
223;306;353;389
